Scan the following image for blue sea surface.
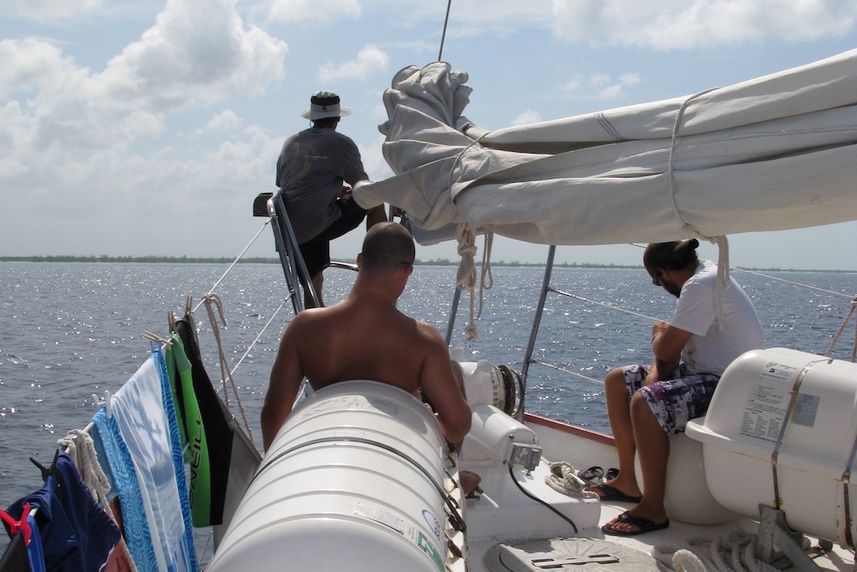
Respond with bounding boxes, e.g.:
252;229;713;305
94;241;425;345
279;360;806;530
0;260;854;514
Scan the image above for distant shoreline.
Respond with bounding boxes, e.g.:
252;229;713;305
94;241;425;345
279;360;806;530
0;255;854;273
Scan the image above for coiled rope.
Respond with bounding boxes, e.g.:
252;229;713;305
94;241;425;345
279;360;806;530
653;532;782;572
544;462;599;498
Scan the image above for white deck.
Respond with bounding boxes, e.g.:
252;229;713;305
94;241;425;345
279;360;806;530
456;415;855;572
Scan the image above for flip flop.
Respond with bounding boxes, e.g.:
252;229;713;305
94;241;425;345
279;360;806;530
586;483;642;503
577;466;604;485
602;511;670;536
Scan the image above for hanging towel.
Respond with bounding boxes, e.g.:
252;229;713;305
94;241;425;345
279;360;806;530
93;351;196;572
6;453;119;572
165;334;212;526
56;429;138;571
175;317;236;526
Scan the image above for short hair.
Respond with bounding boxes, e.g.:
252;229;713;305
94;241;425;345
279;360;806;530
360;222;415;274
643;239;699;275
312;117;339;129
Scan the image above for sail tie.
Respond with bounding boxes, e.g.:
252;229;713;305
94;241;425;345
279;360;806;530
202;294;254;442
455;224;479;340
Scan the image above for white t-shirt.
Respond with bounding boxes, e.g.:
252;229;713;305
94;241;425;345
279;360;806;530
670;260;764;375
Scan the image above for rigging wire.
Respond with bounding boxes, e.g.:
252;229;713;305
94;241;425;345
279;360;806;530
536;361;604;386
732;267;854;299
193;218;272;314
550;287;660;322
438;0;452;62
229;297;289;377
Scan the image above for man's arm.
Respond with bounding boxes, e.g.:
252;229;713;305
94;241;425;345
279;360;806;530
261;314;308;452
646;320;692;383
418;325;472;449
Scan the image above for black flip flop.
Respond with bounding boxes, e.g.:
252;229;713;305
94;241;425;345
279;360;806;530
602;511;669;536
577;466;604;485
587;483;642;503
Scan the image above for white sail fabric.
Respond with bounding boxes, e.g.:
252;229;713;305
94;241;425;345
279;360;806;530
354;50;857;246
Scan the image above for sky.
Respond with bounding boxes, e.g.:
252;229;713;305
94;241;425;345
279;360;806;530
2;0;856;270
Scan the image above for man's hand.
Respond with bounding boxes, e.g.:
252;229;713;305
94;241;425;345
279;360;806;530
648;320;692;383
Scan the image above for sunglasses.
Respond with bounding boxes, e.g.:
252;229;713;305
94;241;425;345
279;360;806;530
651;269;664;287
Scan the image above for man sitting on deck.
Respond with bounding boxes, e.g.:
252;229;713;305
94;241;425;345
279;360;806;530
590;239;763;536
261;222;472;457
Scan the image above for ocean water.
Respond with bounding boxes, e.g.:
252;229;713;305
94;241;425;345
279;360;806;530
1;260;854;513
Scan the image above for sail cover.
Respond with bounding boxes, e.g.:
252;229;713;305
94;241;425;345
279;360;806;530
354;50;857;246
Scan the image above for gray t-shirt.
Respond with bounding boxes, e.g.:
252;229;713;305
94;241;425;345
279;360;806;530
276;127;368;243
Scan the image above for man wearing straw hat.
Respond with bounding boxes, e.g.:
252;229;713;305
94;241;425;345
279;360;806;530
276;90;386;308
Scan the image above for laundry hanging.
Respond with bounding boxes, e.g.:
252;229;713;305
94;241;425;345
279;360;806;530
92;349;197;572
173;314;260;531
5;453;120;572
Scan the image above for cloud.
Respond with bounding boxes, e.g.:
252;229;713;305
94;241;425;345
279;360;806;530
510;110;542;126
560;72;641;99
100;0;287;111
550;0;857;49
0;38;83;98
205;109;243;131
0;0;289;256
267;0;361;24
318;45;390;83
0;0;104;20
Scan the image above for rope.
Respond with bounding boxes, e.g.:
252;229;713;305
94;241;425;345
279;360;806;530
57;429;113;510
653;532;781;572
544;462;599;498
477;231;494;318
456;223;479;341
202;294;254;442
664;88;733;310
825;296;857;361
193;219;271;314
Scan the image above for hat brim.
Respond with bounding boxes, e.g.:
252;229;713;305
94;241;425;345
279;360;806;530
299;106;352;120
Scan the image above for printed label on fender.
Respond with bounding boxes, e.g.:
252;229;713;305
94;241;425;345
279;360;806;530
353;502;405;534
739;361;797;442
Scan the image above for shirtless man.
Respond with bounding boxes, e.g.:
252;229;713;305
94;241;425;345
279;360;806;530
261;222;472;453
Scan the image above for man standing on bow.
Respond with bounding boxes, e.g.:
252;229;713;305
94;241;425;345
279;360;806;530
276;90;387;308
590;239;763;536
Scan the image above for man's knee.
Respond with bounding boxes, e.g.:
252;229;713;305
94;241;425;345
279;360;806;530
605;367;626;393
630;392;655;423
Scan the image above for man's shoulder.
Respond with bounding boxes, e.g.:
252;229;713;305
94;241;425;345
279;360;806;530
413;318;446;346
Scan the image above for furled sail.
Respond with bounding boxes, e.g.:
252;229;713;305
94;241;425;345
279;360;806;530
354;50;857;246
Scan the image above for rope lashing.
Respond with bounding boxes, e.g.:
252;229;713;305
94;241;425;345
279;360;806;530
202;293;254;443
456;223;479;341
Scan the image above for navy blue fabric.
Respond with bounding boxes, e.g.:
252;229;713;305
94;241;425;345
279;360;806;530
7;453;119;572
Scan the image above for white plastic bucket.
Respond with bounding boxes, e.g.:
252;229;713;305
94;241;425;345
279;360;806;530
207;381;451;572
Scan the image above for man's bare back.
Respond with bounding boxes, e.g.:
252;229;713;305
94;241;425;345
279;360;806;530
261;223;471;452
293;300;442;394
